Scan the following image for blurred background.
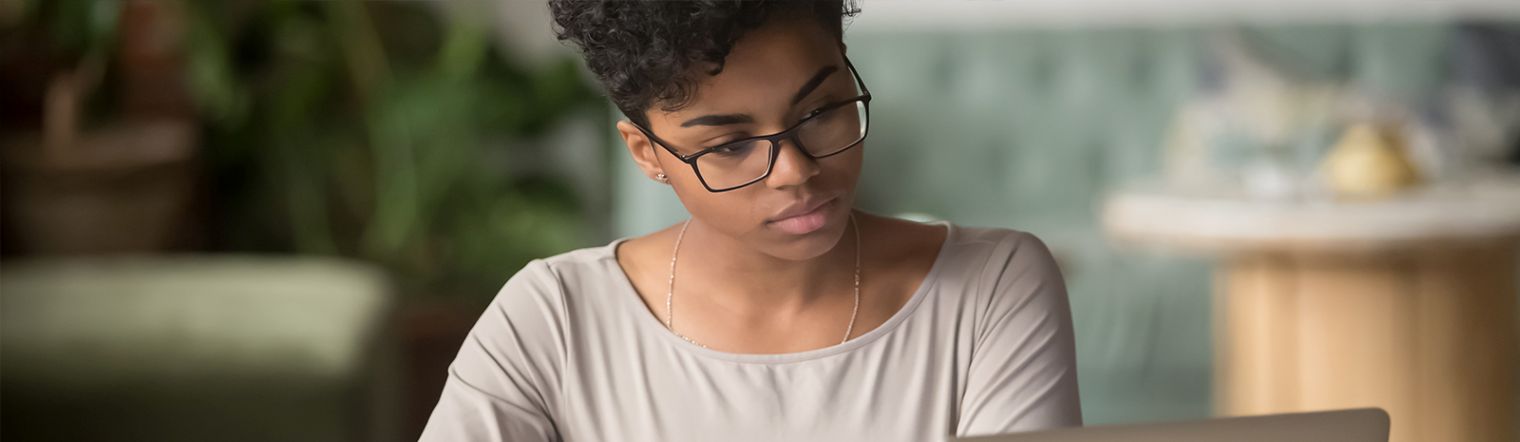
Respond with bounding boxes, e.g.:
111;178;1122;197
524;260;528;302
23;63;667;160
2;0;1518;441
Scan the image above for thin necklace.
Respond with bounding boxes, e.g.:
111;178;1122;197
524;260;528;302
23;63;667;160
665;212;862;349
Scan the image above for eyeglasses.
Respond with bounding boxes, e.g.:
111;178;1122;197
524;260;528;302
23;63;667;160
634;59;872;193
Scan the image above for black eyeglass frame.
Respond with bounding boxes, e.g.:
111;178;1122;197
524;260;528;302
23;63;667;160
632;58;872;193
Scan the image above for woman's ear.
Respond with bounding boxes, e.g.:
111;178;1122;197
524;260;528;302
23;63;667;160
616;120;669;184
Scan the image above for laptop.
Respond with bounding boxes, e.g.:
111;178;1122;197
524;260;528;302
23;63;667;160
956;408;1389;442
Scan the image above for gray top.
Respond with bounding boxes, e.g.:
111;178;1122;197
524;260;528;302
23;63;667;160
420;222;1082;441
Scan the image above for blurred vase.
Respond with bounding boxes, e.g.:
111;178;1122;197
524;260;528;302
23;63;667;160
2;119;199;255
1321;122;1422;199
0;0;200;255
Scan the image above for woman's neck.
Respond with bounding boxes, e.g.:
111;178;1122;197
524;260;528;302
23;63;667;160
675;212;861;316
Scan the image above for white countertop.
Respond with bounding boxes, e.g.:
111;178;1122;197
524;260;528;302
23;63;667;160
1102;174;1520;253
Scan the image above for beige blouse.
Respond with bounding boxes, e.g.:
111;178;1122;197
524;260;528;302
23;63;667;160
420;222;1082;441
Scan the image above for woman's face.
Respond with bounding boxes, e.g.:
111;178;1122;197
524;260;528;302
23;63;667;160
618;19;865;261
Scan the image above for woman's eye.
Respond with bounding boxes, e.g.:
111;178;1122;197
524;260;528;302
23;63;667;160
807;106;841;123
710;142;755;157
705;140;740;150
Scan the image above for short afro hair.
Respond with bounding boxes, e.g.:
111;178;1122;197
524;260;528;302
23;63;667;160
549;0;859;125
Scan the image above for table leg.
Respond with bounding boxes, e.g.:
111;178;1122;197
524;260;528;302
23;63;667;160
1215;246;1518;442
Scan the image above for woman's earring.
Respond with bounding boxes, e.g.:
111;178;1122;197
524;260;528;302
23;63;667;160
655;172;669;184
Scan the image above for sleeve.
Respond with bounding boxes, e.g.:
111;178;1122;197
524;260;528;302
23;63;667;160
419;260;568;442
955;231;1084;437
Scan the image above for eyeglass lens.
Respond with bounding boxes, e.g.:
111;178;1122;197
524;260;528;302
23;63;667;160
694;100;867;190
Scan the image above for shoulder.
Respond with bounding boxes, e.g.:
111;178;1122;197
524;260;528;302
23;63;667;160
961;226;1060;278
461;244;622;373
951;224;1048;252
933;223;1062;284
947;226;1083;433
439;249;619;432
937;224;1068;326
477;242;624;339
493;243;622;310
857;212;1062;297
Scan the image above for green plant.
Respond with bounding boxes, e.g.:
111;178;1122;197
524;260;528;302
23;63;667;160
184;0;604;297
1;0;119;136
3;0;119;72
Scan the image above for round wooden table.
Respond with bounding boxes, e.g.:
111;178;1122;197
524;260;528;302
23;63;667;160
1102;176;1520;442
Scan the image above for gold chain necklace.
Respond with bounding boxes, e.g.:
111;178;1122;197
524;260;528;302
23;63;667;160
664;212;861;349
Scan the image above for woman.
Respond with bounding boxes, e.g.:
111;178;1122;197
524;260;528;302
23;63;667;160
420;1;1082;440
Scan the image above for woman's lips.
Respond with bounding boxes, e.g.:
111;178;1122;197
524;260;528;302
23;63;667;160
767;198;834;235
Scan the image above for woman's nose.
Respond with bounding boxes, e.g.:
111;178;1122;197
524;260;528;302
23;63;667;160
763;138;821;188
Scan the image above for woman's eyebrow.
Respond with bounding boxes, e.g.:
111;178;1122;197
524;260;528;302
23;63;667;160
790;65;839;106
680;113;753;128
678;65;840;128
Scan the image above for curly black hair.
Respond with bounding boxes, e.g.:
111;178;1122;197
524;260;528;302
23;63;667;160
549;0;859;125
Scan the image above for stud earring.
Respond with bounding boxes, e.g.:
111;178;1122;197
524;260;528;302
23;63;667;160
655;172;668;183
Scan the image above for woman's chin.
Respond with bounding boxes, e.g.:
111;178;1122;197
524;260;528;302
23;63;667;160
761;206;852;260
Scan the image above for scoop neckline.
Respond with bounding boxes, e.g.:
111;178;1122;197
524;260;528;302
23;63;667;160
603;219;956;365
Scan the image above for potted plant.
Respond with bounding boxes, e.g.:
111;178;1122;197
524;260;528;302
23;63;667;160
178;1;602;434
1;0;201;255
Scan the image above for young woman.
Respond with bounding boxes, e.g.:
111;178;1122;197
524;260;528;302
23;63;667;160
420;1;1082;440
